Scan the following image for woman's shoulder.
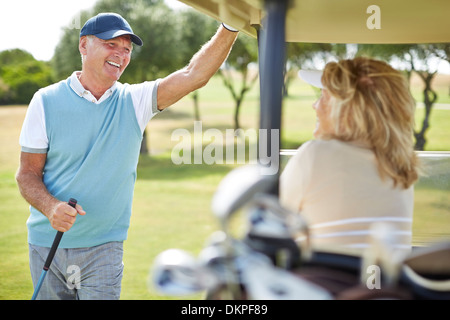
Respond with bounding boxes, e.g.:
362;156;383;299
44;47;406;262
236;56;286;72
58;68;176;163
300;139;369;153
298;139;343;153
295;139;369;165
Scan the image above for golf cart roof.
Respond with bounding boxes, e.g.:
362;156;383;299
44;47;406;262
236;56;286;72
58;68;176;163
178;0;450;43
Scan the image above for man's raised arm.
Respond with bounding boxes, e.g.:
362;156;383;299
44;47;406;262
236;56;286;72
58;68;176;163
157;24;239;110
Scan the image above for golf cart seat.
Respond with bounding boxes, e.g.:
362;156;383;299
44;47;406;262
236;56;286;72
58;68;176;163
400;241;450;299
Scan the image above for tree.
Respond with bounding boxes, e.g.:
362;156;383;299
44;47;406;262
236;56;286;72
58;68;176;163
284;42;334;97
427;43;450;64
426;44;450;97
408;45;444;151
0;49;54;105
117;0;181;83
52;10;93;81
0;78;11;104
218;33;259;130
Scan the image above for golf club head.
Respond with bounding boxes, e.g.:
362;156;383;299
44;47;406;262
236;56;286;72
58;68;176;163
198;231;229;265
241;256;332;300
197;231;247;286
211;164;277;224
247;198;293;238
248;195;309;238
151;249;208;295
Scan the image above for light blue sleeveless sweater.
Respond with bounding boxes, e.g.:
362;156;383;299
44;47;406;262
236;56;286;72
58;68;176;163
27;78;143;248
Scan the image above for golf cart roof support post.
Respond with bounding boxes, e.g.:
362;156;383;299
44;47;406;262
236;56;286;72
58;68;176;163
258;0;288;195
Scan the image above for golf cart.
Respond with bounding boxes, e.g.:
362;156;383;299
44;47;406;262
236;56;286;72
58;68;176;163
151;0;450;300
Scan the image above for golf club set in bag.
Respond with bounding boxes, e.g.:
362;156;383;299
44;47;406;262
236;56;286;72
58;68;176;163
151;164;450;300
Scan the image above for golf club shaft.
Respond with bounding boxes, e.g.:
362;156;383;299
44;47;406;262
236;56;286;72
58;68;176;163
31;198;77;300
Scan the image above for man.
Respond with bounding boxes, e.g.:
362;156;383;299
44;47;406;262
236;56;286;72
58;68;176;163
16;12;238;299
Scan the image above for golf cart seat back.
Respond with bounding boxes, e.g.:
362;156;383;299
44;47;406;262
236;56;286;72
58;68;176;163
400;242;450;298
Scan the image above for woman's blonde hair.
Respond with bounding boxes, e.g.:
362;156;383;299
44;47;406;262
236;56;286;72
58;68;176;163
320;57;419;188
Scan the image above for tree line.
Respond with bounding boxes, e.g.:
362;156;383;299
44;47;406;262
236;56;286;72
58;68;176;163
0;0;448;151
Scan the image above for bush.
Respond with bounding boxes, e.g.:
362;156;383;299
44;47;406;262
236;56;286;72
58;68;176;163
0;49;54;105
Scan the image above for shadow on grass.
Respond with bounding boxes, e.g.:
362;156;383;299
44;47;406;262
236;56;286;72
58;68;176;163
136;137;274;181
284;92;318;101
281;138;305;150
137;152;236;181
150;117;256;137
153;108;193;120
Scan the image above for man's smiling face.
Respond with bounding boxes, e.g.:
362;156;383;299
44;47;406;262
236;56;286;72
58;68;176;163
80;35;132;85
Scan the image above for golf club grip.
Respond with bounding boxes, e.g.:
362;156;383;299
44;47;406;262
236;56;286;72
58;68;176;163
43;198;77;270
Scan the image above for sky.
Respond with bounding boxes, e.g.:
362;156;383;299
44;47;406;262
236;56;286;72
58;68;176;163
0;0;448;73
0;0;188;61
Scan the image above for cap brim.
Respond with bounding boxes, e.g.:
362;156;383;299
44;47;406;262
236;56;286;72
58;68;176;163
298;70;323;89
95;30;143;46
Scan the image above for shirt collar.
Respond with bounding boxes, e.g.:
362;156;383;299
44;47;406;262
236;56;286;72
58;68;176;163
69;71;117;104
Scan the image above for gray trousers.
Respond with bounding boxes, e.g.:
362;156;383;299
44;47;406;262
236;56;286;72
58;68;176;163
29;241;124;300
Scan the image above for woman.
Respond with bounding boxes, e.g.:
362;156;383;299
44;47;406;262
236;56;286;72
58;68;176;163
280;57;420;253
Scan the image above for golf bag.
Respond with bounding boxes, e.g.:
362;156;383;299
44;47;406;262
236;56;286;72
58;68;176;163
151;165;450;300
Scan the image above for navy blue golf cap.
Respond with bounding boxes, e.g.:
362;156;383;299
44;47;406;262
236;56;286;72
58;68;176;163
80;13;143;46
